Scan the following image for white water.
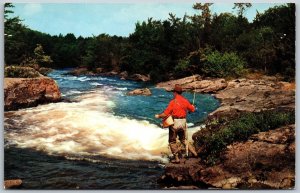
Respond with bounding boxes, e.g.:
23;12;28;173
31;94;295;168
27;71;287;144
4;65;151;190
5;90;199;163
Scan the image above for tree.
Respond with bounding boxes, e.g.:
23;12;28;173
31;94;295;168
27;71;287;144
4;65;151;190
233;3;252;17
189;3;213;49
34;44;53;67
4;3;27;65
253;4;295;79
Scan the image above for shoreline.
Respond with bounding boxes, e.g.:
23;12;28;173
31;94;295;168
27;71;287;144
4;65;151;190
156;74;295;189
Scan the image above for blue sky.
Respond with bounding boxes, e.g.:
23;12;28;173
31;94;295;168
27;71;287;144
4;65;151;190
11;3;284;37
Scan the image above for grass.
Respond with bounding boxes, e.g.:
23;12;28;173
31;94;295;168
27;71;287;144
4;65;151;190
194;109;295;165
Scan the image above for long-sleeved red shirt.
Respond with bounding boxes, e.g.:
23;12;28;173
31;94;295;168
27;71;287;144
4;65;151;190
163;94;195;118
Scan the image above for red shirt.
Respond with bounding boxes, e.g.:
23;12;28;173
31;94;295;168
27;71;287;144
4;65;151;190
163;94;195;118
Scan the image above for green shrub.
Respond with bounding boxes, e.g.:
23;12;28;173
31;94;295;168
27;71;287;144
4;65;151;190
39;67;53;76
202;51;246;78
195;109;295;165
5;66;42;78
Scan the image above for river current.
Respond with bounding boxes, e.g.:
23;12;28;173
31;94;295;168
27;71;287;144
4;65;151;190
4;69;219;189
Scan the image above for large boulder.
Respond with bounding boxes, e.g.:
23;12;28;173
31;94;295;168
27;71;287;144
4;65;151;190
127;88;152;96
4;77;62;111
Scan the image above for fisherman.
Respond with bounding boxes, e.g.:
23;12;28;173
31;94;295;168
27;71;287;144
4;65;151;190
155;84;198;163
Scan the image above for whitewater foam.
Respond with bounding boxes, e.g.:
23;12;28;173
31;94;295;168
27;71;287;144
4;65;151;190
5;90;188;162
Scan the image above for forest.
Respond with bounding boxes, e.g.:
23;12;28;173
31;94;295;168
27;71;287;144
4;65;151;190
4;3;295;82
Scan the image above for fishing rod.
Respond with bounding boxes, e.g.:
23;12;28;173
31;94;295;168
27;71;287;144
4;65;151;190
186;73;197;158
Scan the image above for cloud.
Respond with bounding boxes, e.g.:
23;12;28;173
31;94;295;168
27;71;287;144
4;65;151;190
23;4;42;16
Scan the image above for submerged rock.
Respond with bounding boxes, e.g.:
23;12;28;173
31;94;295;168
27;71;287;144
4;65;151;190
127;88;152;96
4;77;61;111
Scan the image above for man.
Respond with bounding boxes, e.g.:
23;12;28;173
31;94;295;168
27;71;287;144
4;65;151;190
155;84;198;163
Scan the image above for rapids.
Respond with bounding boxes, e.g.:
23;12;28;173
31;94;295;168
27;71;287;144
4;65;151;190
4;69;219;189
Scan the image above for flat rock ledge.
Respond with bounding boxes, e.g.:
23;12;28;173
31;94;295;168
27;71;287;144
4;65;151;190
156;75;227;93
4;77;62;111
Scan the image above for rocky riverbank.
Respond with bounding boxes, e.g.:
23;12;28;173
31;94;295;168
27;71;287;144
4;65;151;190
4;77;62;111
157;74;295;189
66;67;151;82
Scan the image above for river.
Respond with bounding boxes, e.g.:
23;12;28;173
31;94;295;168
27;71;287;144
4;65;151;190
4;69;219;189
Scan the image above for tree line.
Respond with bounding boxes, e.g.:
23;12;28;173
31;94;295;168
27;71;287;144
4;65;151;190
4;3;295;82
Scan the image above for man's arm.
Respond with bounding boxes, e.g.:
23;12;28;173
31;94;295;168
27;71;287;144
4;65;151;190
186;100;196;113
155;101;173;119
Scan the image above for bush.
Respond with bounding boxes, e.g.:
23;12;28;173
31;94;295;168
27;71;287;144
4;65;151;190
39;67;53;76
5;66;42;78
202;51;246;78
194;109;295;165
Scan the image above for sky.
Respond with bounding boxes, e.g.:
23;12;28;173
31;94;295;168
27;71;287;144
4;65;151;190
10;3;285;38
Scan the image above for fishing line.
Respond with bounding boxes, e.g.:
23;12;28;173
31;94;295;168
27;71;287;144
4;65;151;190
192;73;196;105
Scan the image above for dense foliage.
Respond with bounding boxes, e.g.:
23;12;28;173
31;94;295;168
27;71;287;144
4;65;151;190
4;3;295;82
194;109;295;165
5;66;41;78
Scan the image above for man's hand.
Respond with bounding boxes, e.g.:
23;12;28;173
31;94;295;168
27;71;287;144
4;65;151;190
195;106;198;112
155;114;160;119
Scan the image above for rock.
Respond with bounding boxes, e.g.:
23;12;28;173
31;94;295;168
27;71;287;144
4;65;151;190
128;74;150;82
210;78;295;117
157;75;226;93
4;179;22;189
159;125;295;189
250;124;295;144
4;77;62;111
157;75;202;91
187;79;227;93
95;67;103;74
120;71;128;80
104;71;119;76
127;88;152;96
165;185;199;189
66;67;90;76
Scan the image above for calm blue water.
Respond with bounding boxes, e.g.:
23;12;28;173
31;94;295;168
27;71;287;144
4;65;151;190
4;69;219;189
